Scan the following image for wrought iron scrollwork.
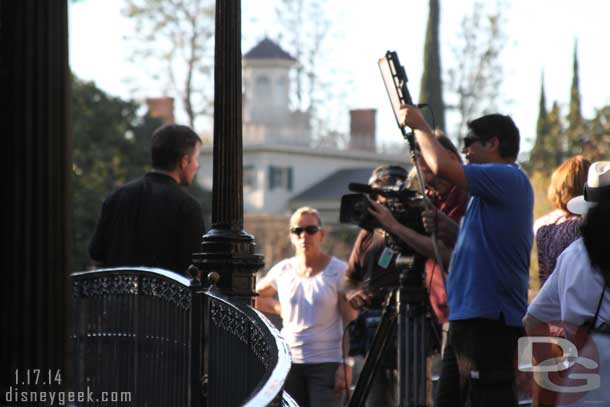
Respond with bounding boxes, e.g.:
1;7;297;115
209;298;271;368
141;276;192;309
75;274;138;298
73;273;192;310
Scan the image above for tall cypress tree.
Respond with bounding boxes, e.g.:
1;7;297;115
567;40;583;152
546;102;566;168
530;72;549;171
419;0;445;131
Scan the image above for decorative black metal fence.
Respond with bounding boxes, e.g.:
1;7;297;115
206;291;294;406
71;268;296;407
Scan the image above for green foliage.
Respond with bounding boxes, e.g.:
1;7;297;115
546;103;567;167
579;106;610;160
529;45;610;174
419;0;445;131
529;74;550;172
568;41;583;132
529;101;610;175
558;44;610;160
71;77;211;270
565;41;586;156
529;98;565;174
72;78;140;269
536;74;549;141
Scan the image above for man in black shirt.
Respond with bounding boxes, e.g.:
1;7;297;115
89;124;206;274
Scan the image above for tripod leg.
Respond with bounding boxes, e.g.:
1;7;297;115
395;253;434;407
348;303;397;407
418;315;427;405
415;311;428;406
399;303;430;407
419;319;432;403
398;296;411;406
409;319;421;403
415;315;425;405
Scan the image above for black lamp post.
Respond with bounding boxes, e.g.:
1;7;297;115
192;0;264;303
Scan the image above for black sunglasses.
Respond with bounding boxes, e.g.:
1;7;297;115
462;131;493;148
462;134;490;148
290;225;320;236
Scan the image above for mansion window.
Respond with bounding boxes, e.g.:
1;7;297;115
268;166;293;191
244;164;257;189
255;76;270;100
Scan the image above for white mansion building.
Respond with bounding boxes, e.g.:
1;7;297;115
196;38;406;226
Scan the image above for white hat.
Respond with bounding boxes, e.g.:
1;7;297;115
567;161;610;215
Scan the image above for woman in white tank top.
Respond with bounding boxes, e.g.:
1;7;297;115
256;207;356;407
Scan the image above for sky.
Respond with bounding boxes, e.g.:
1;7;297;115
69;0;610;156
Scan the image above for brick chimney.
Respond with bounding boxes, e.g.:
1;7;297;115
349;109;376;152
145;97;175;125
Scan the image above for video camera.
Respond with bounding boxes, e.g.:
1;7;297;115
339;182;427;248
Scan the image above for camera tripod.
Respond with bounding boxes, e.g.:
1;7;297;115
348;253;441;407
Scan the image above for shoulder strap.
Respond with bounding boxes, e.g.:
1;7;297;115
364;237;380;278
591;282;607;331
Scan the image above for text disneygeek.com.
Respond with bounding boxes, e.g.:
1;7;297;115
4;386;132;405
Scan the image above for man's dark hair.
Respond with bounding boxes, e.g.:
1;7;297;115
467;114;520;161
581;201;610;285
151;124;201;171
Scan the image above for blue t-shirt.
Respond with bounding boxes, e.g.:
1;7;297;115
447;163;533;327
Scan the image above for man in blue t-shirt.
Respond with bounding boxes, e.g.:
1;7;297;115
400;108;533;406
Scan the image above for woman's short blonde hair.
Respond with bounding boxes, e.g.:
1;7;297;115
548;155;591;211
289;206;322;228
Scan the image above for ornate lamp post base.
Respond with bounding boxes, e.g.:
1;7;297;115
193;229;264;301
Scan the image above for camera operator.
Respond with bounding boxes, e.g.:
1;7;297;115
342;164;405;407
367;136;467;333
400;106;533;407
343;164;407;307
342;141;468;405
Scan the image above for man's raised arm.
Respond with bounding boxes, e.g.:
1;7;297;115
399;105;468;191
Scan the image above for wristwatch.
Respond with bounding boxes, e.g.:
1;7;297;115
342;357;355;367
